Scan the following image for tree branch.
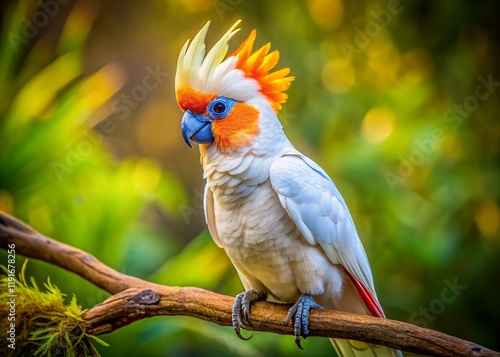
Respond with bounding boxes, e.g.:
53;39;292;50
0;211;498;357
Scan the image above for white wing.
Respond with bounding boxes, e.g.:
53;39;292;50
269;154;378;301
204;182;222;248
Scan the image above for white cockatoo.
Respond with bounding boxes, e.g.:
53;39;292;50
175;20;402;357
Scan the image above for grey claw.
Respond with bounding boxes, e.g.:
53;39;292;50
285;294;324;349
295;336;303;350
232;289;266;341
235;327;253;341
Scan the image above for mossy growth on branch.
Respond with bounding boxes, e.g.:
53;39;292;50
0;260;108;357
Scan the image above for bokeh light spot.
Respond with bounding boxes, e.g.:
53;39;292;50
306;0;344;30
361;107;395;144
401;48;433;84
179;0;213;13
365;38;401;88
132;159;162;193
80;64;125;118
137;103;181;156
475;200;500;240
322;57;355;93
0;191;14;214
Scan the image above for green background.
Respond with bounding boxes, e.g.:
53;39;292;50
0;0;499;356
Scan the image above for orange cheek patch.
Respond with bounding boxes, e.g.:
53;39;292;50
211;103;260;152
176;85;216;113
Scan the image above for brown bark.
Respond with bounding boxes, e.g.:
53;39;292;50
0;211;498;357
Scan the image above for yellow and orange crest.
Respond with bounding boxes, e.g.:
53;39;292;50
175;21;294;113
231;30;294;111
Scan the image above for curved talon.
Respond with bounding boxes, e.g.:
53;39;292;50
243;306;251;326
241;289;263;325
231;289;266;341
235;327;253;341
285;294;324;350
295;336;303;350
232;293;246;339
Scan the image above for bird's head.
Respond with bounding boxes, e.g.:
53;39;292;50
175;21;294;153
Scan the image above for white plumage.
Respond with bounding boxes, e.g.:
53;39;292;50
177;21;402;357
198;90;401;355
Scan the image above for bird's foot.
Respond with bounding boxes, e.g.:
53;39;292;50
285;294;324;349
232;289;266;340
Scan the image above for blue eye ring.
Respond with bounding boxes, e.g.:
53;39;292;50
207;96;236;119
213;102;226;114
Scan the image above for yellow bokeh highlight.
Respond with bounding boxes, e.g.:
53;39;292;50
179;0;213;13
361;107;395;144
306;0;344;29
475;200;500;239
365;37;401;88
322;57;355;93
137;102;181;155
132;159;162;194
401;48;433;84
58;1;98;53
8;52;80;127
80;64;125;119
441;133;463;162
0;191;14;214
28;204;53;235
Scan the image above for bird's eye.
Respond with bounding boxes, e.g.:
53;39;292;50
213;102;226;114
207;97;236;119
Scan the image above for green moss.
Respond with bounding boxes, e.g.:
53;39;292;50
0;260;108;357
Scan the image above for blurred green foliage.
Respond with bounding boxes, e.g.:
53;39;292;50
0;0;499;356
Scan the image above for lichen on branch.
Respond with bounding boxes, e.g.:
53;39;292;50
0;260;108;357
